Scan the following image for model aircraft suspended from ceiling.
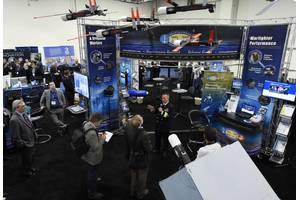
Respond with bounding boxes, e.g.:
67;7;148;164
120;7;159;24
157;0;216;15
33;0;108;21
67;7;159;41
172;29;223;53
120;7;160;31
255;0;280;16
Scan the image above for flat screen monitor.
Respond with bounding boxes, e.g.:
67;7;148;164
209;61;224;72
241;103;256;115
169;68;179;79
160;67;168;77
145;68;151;80
262;80;296;102
74;72;89;98
232;79;243;89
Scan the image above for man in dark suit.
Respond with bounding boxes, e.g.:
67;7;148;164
147;93;173;156
40;81;67;134
10;99;37;176
62;69;75;106
71;58;82;73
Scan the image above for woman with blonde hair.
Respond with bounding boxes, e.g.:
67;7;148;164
124;115;152;199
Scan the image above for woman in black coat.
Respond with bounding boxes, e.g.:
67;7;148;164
123;115;152;199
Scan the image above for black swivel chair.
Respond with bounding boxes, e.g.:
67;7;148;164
24;90;51;144
31;107;52;144
187;110;210;153
188;110;210;130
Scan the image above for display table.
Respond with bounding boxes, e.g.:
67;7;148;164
210;111;264;155
144;84;154;97
172;88;187;118
67;105;87;115
3;84;45;109
153;77;165;97
217;111;262;133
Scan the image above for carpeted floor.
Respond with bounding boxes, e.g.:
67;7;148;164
3;101;296;200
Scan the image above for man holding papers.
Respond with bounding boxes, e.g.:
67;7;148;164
81;113;106;200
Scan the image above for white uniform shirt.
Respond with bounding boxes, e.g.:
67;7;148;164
196;143;221;159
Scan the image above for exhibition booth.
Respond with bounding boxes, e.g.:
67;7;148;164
67;17;295;164
3;17;295;164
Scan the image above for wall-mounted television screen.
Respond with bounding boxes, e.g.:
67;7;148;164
262;80;296;102
74;72;89;98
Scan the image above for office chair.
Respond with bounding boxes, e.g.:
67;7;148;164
186;110;210;153
188;110;210;130
31;107;51;144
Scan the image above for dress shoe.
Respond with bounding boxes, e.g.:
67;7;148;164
96;177;102;182
31;168;40;173
137;189;149;199
88;192;104;200
58;124;67;136
23;171;36;177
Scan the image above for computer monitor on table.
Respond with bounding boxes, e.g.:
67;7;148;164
10;76;28;87
240;103;256;115
262;80;296;102
160;67;168;77
74;72;89;98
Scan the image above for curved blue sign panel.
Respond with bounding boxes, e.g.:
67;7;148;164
120;25;244;60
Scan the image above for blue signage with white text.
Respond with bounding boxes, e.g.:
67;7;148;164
43;46;75;58
85;25;119;130
238;24;288;146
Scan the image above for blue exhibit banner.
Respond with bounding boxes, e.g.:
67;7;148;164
3;49;31;60
238;24;288;142
43;45;75;58
120;25;244;60
85;25;119;130
16;46;39;53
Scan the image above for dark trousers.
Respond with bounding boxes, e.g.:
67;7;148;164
65;92;74;106
155;129;170;152
130;168;148;198
21;146;35;172
87;164;98;195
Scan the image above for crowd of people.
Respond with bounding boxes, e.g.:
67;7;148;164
6;58;222;200
3;57;83;106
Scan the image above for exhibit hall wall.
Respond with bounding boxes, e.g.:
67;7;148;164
3;0;152;63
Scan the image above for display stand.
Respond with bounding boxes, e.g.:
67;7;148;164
269;104;295;164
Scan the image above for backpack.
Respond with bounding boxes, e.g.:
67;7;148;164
70;124;97;157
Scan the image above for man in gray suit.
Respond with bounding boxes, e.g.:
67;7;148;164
10;99;37;176
40;81;67;134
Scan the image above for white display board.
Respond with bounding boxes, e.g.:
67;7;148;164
160;142;280;200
